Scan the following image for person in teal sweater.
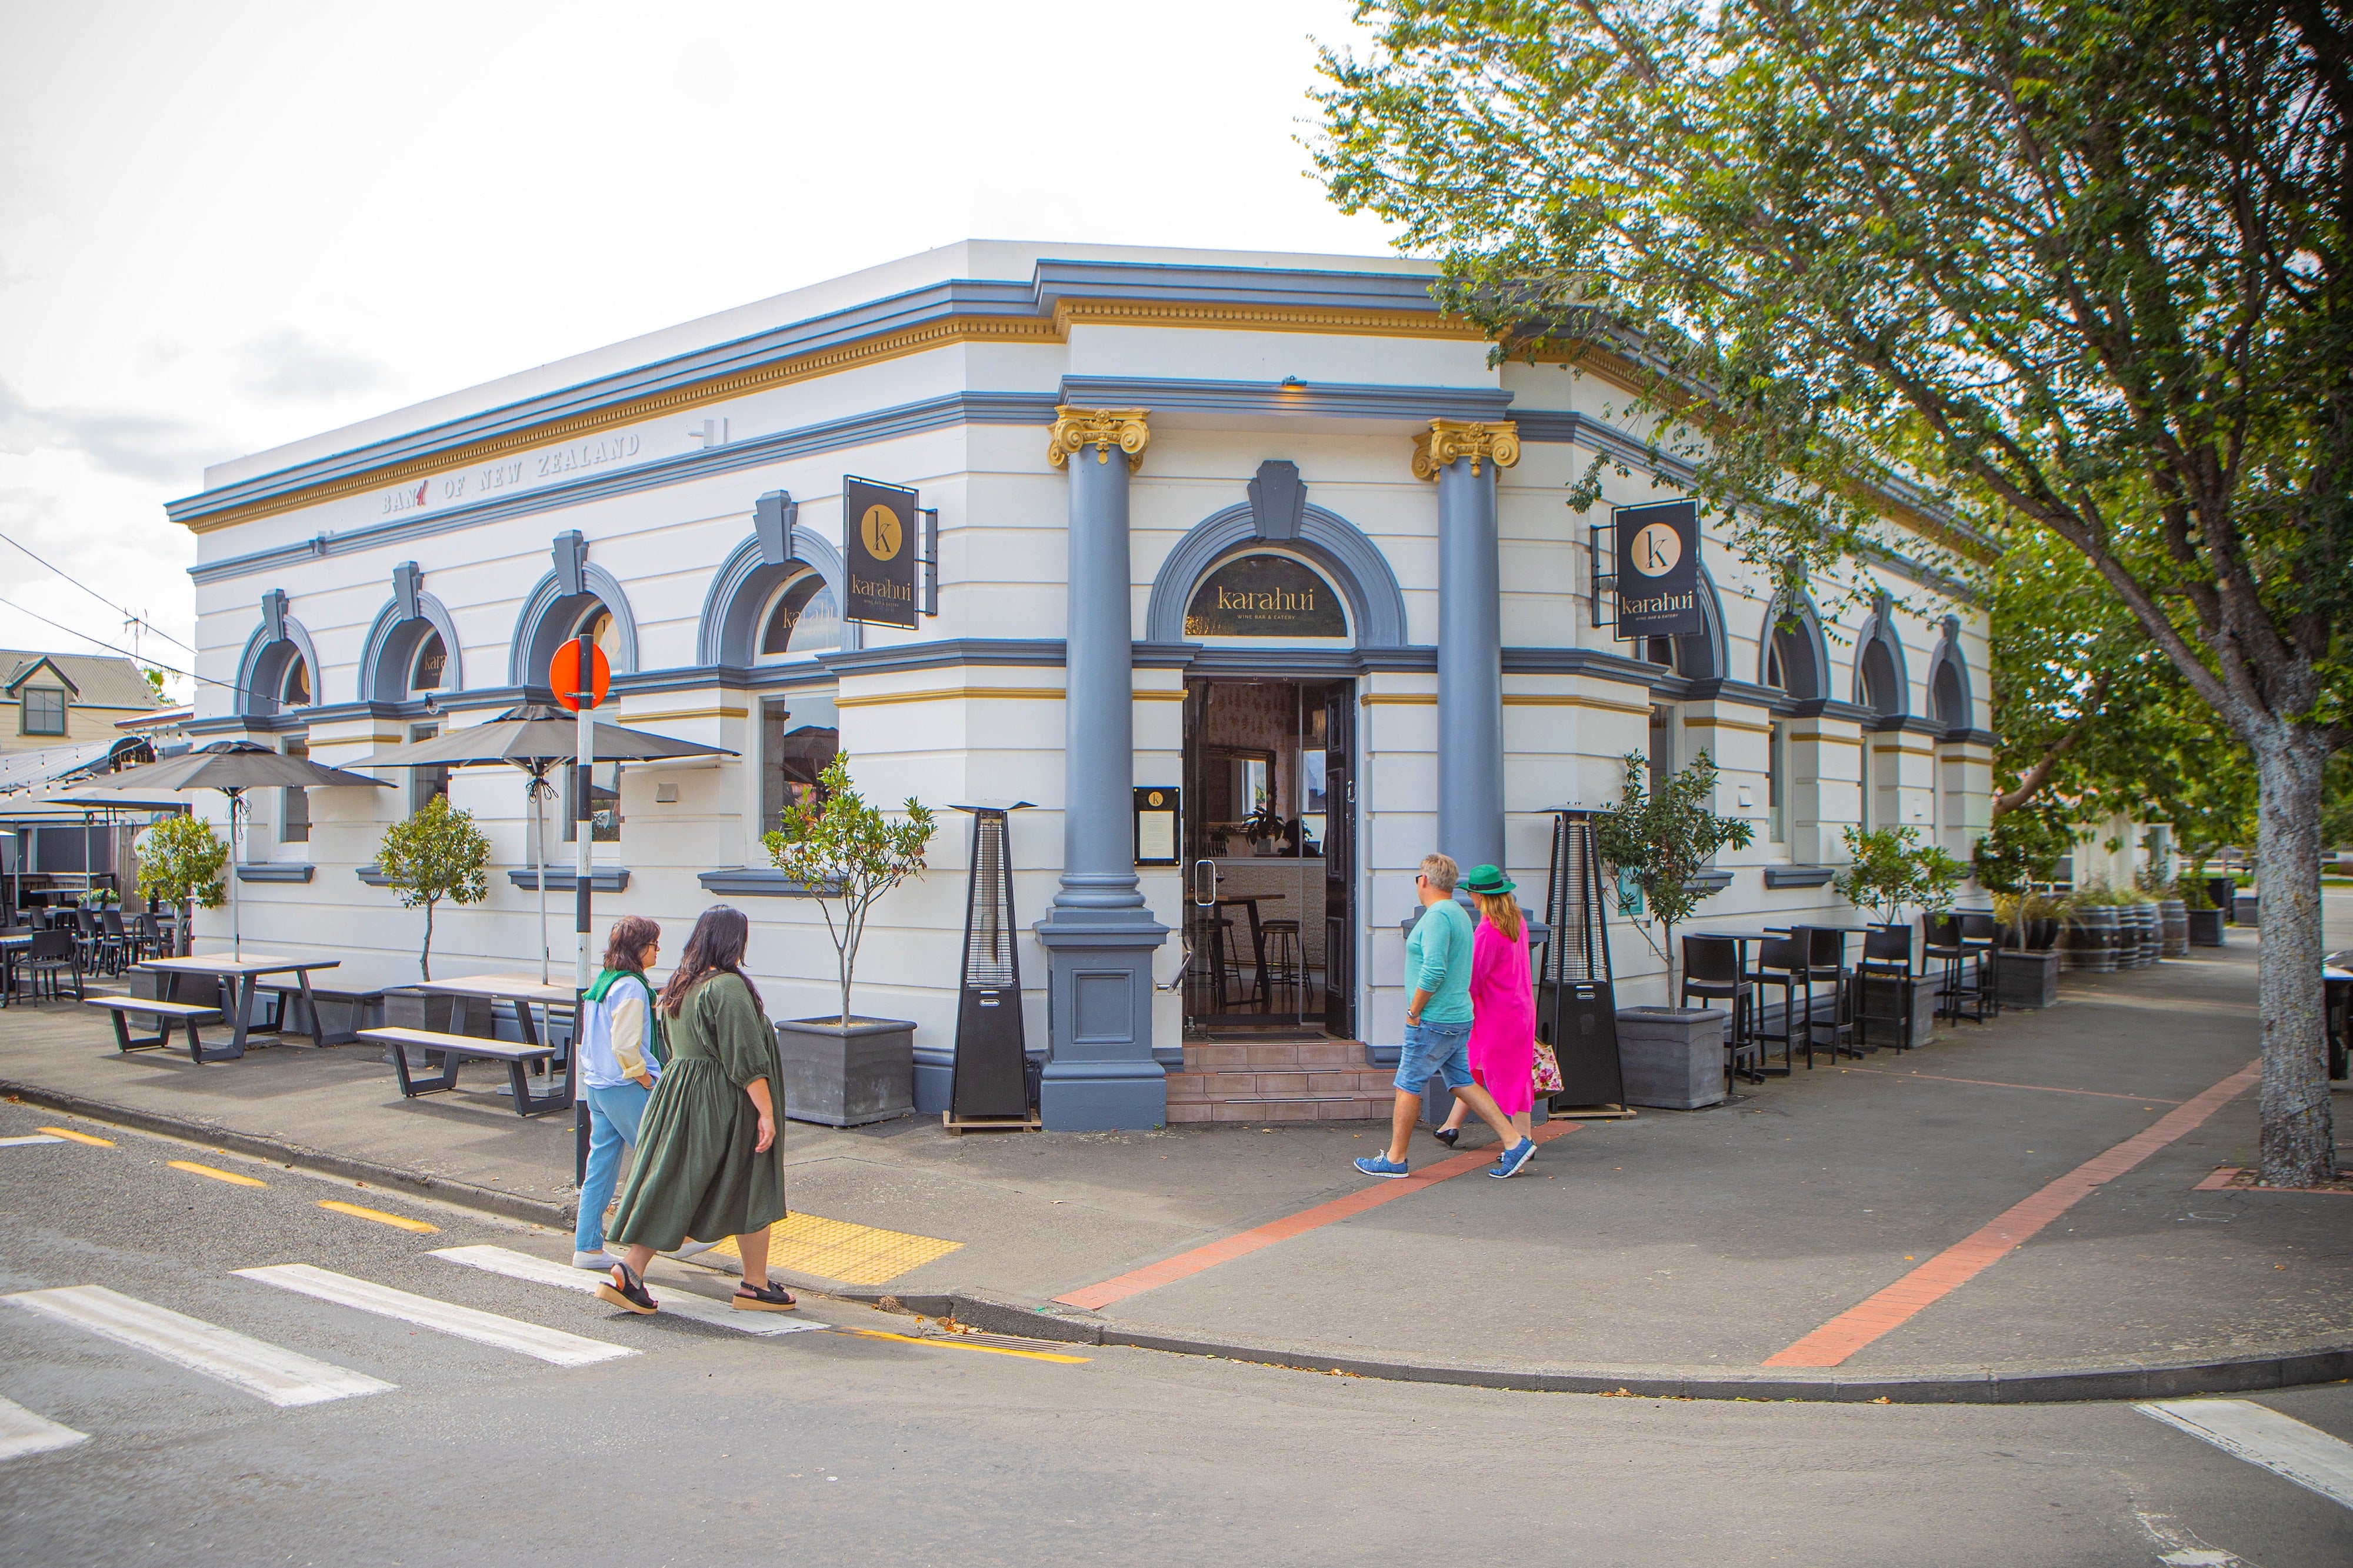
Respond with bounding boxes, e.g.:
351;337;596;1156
1355;852;1534;1179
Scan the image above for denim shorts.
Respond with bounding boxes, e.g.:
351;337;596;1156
1395;1017;1474;1093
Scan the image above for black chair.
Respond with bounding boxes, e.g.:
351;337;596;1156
1959;912;2002;1019
1855;924;1919;1053
1743;935;1804;1074
1682;935;1761;1086
25;929;84;1003
1793;926;1858;1065
132;912;166;963
98;910;133;975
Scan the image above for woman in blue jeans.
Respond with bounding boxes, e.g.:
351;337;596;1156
572;916;712;1267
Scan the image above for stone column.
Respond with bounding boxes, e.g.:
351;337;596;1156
1035;407;1169;1131
1415;419;1519;876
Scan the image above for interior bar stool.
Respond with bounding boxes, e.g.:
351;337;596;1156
1682;934;1761;1086
1743;935;1805;1074
1855;923;1919;1052
1258;919;1304;1015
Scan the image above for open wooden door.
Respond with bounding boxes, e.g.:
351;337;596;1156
1322;681;1355;1037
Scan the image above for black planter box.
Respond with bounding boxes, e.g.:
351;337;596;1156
776;1017;916;1127
2187;908;2226;947
1994;949;2061;1009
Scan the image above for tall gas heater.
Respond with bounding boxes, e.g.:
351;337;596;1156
1538;809;1628;1113
948;802;1037;1127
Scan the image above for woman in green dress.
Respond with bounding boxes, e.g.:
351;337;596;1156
597;906;796;1314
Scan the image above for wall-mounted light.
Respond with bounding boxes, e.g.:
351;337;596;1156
1279;375;1304;389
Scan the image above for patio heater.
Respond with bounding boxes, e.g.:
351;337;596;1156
1537;808;1628;1114
946;801;1036;1128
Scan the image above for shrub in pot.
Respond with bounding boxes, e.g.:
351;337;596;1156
764;754;938;1126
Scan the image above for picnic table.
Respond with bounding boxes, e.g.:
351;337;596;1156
359;973;583;1117
259;961;426;1046
129;952;344;1060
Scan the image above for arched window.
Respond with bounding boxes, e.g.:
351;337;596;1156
409;631;446;694
280;656;311;710
757;573;842;660
1858;640;1901;716
1933;659;1968;731
574;605;621;663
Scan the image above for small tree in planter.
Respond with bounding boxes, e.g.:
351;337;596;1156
135;816;226;956
376;794;490;980
1591;750;1753;1001
763;754;938;1125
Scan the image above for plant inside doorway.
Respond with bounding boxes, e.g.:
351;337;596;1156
1592;750;1752;1001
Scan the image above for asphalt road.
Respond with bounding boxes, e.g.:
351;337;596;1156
3;1099;2350;1567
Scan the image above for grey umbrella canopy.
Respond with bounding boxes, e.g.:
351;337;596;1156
87;741;392;958
354;703;735;981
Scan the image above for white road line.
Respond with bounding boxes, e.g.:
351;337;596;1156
235;1264;635;1368
5;1286;392;1408
0;1396;88;1462
2139;1399;2353;1512
431;1245;826;1337
0;1135;64;1147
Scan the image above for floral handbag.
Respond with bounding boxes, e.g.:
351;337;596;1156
1532;1036;1565;1096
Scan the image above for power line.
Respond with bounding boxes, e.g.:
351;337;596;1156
0;594;258;705
0;529;198;654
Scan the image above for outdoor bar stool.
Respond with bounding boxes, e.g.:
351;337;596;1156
1958;912;2002;1019
1258;919;1304;1014
1792;926;1859;1065
1924;914;1978;1022
1855;924;1919;1053
1742;935;1805;1074
1682;935;1762;1086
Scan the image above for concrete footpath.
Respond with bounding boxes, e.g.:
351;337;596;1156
4;925;2348;1403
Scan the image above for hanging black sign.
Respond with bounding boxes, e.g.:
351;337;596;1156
1613;500;1704;639
843;476;919;629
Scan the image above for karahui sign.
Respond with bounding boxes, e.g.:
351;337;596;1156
843;476;919;629
1614;500;1704;639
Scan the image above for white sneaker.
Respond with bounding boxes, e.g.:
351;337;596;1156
572;1250;616;1270
666;1239;719;1260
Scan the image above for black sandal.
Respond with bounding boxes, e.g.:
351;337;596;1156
1432;1126;1461;1148
595;1259;658;1316
731;1280;796;1313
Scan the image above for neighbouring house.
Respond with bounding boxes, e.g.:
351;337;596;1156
1;649;164;755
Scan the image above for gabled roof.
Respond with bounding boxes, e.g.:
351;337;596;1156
0;649;161;710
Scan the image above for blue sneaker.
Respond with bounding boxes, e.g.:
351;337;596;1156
1354;1153;1409;1179
1488;1137;1536;1179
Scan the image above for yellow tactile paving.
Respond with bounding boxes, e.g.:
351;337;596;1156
709;1212;962;1286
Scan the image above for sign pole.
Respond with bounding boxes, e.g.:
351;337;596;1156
574;633;595;993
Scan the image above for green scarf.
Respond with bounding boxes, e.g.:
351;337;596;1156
584;968;667;1066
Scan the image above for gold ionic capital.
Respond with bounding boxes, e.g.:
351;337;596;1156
1410;418;1520;481
1047;406;1151;472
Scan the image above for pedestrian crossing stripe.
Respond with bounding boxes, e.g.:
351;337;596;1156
431;1246;825;1337
0;1135;64;1148
235;1264;634;1367
6;1285;392;1407
706;1212;962;1286
0;1396;88;1462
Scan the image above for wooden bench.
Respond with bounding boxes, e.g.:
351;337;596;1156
85;997;231;1063
358;1026;573;1117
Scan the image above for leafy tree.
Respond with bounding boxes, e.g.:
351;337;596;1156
1591;750;1754;999
1835;825;1963;925
135;815;225;956
376;794;490;980
1312;0;2347;1184
764;753;938;1027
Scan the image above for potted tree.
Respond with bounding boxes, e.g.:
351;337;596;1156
374;795;491;1048
134;815;225;961
1834;825;1965;1031
765;753;938;1126
1592;750;1753;1109
1972;805;2069;1005
2181;873;2225;947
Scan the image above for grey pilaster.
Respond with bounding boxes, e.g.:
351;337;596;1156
1419;420;1519;876
1035;408;1168;1131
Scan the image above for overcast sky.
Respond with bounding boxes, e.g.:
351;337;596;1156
0;0;1397;697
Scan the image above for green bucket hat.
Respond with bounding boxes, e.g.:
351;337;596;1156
1461;863;1515;895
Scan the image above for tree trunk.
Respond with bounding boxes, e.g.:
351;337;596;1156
2252;730;2337;1187
421;899;435;983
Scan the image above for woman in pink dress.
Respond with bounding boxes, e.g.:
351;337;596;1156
1435;864;1538;1166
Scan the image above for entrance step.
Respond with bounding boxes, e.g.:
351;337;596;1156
1165;1046;1397;1123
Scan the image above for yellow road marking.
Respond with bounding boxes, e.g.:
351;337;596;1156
38;1127;113;1146
838;1327;1089;1364
709;1213;962;1286
317;1199;438;1233
168;1159;267;1188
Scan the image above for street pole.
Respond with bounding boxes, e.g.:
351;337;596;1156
531;765;550;986
574;634;595;994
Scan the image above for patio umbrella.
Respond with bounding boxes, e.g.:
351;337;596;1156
86;741;391;958
352;703;733;982
30;785;191;921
